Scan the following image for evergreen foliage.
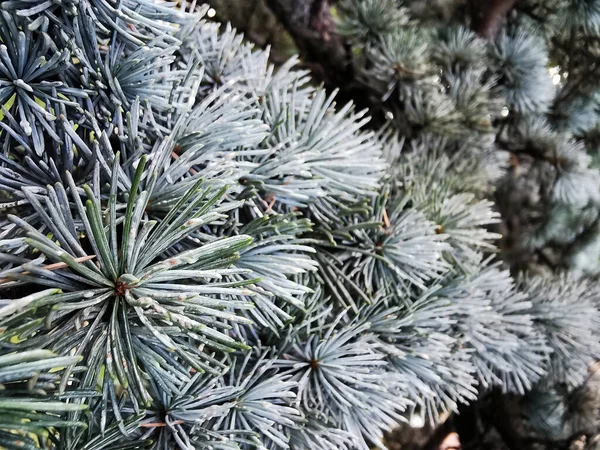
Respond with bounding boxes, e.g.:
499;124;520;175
332;0;600;276
276;0;600;444
0;1;599;450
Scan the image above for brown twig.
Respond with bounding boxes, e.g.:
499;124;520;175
421;417;456;450
139;420;184;428
382;207;391;229
472;0;519;39
171;146;198;175
265;0;351;87
0;255;97;284
263;194;277;213
42;255;97;271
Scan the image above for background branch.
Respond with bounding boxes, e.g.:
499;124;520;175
471;0;519;39
264;0;351;86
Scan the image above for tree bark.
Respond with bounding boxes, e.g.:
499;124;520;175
264;0;351;86
471;0;519;39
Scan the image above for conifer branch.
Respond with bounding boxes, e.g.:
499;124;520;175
471;0;520;39
265;0;353;85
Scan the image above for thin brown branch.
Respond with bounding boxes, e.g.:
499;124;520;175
265;0;351;87
0;255;97;284
472;0;519;39
42;255;97;271
382;207;391;229
139;420;184;428
421;417;457;450
171;147;198;175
